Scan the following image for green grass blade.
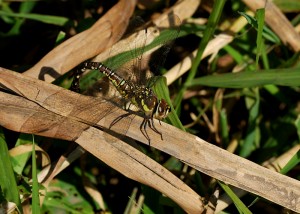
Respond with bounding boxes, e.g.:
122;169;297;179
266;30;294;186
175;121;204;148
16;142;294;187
223;45;244;64
1;1;36;35
296;115;300;141
0;10;69;26
174;0;227;110
188;67;300;88
219;181;252;214
238;11;281;44
31;135;40;214
220;109;229;145
240;88;260;157
255;8;265;67
0;133;22;212
280;149;300;175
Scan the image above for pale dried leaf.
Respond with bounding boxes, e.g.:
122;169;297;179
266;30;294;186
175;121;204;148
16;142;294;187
24;0;137;82
1;66;300;212
0;68;205;213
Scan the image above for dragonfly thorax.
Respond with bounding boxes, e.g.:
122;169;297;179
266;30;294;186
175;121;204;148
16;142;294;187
132;87;170;120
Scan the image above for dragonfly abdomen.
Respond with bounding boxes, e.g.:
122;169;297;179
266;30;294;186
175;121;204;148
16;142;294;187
82;62;135;99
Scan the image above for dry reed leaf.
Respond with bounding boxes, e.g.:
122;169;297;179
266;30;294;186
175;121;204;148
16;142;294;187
24;0;137;82
216;144;300;212
152;0;201;26
2;0;205;212
0;68;205;213
242;0;300;52
2;65;300;211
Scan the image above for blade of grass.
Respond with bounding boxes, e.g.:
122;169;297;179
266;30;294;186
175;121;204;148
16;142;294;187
296;115;300;141
0;132;22;212
238;11;281;44
32;135;40;214
220;109;229;145
0;10;69;26
6;1;37;35
188;67;300;88
218;181;252;214
240;7;264;158
255;8;265;67
240;88;260;157
223;45;244;64
280;147;300;175
173;0;227;112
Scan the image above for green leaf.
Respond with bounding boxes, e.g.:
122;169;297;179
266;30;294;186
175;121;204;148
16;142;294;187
174;0;227;112
240;88;260;157
295;115;300;141
13;134;35;174
32;135;40;214
238;11;281;44
255;8;265;67
0;10;69;26
280;149;300;175
188;68;300;88
0;133;22;212
219;181;252;214
220;109;229;144
273;0;300;13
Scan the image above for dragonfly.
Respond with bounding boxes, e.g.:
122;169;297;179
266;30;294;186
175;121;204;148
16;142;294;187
70;15;180;142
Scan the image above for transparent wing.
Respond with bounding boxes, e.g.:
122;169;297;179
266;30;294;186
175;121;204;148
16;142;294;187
148;14;181;79
104;14;181;87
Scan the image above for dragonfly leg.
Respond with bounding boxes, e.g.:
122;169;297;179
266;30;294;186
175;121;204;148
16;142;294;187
140;118;151;144
149;117;163;140
140;117;163;144
109;112;132;129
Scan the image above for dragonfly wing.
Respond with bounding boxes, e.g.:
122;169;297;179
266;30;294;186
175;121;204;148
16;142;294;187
148;14;181;77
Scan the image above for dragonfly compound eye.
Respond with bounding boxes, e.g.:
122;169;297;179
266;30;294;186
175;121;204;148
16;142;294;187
154;99;170;120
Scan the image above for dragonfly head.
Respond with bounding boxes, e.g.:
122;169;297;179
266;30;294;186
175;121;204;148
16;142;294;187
153;99;171;120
